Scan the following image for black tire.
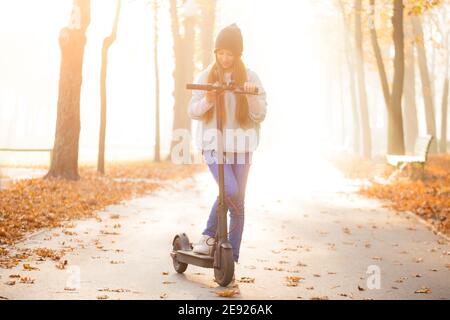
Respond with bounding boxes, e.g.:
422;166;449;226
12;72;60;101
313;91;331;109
214;247;235;287
172;237;188;274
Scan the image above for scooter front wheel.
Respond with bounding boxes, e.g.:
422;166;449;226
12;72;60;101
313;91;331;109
214;247;235;287
172;237;188;273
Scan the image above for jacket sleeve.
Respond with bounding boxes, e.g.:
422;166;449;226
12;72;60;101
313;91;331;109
246;70;267;124
188;70;214;120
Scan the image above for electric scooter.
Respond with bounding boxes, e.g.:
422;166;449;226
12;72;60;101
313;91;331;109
170;77;259;287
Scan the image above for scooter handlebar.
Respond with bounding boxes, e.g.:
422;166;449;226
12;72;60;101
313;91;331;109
186;83;259;95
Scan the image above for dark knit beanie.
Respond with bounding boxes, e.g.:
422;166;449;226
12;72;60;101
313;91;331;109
214;23;243;57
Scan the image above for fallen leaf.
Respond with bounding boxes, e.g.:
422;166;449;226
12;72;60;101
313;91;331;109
100;230;120;236
215;289;239;298
55;260;68;270
415;287;432;294
19;276;34;284
238;277;255;283
23;264;39;271
64;287;77;291
34;248;63;261
286;276;304;287
372;256;382;261
98;288;130;293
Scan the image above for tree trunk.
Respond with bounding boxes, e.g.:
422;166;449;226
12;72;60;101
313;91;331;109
388;0;405;155
440;76;449;153
46;0;91;180
98;0;121;174
199;0;216;69
411;15;437;153
369;0;390;108
338;0;360;154
153;0;161;162
403;15;419;153
168;0;196;160
355;0;372;159
440;30;449;153
338;49;346;146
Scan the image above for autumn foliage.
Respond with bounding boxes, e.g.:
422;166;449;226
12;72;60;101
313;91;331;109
359;155;450;235
0;161;206;246
329;153;450;236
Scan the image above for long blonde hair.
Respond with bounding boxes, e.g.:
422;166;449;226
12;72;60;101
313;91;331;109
202;57;252;128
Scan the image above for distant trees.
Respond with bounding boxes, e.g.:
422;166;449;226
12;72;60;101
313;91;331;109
46;0;218;179
336;0;448;158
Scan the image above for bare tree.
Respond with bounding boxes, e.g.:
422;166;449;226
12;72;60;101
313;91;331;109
388;0;405;155
438;5;449;153
403;15;419;153
441;53;449;153
153;0;161;162
46;0;91;180
98;0;121;174
412;15;438;153
168;0;197;160
354;0;372;158
369;0;390;109
338;0;361;154
198;0;217;69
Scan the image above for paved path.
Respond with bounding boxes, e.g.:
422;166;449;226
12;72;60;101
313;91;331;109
0;155;449;300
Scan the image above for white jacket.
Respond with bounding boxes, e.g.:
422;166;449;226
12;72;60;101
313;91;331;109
188;65;267;153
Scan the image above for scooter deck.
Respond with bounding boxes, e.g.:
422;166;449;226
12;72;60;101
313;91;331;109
172;250;214;268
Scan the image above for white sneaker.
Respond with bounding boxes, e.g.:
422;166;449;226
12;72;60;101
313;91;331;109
193;235;213;255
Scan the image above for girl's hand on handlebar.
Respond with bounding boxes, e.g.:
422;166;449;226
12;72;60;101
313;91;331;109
244;81;258;94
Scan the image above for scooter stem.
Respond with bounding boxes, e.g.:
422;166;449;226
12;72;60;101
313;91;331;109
215;85;227;243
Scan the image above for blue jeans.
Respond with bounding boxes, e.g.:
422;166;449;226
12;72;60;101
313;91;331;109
202;149;252;262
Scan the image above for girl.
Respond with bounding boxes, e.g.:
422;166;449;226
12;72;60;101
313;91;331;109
188;23;267;263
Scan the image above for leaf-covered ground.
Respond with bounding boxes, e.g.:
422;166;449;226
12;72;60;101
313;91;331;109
1;157;449;300
329;154;450;236
0;161;206;247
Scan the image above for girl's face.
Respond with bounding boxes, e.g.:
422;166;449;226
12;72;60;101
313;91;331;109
216;49;235;71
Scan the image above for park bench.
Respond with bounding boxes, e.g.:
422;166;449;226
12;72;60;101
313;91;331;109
0;148;53;166
386;134;433;180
